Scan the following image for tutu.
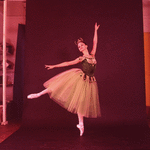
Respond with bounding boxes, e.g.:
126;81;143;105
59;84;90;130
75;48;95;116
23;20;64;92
43;67;101;118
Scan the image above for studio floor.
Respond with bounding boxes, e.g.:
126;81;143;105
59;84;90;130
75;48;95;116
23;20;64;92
0;120;21;143
0;119;150;150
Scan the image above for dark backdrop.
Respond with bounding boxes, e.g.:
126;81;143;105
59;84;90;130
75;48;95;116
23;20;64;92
22;0;147;128
13;24;25;120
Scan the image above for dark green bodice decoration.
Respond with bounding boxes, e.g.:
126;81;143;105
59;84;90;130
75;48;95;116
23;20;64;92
81;58;96;81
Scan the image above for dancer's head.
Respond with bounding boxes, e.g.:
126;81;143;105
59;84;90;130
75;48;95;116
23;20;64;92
75;38;88;52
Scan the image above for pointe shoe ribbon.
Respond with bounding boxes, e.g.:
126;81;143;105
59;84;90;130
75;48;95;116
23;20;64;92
77;124;84;136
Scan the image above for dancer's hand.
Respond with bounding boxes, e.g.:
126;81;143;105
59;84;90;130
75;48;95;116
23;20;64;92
45;65;55;70
95;22;100;30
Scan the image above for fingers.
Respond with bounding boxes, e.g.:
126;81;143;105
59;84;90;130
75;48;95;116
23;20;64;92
95;22;100;30
45;65;50;70
45;65;48;68
45;65;54;70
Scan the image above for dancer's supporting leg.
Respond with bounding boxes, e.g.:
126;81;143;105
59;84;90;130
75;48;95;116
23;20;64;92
77;113;84;136
27;89;49;99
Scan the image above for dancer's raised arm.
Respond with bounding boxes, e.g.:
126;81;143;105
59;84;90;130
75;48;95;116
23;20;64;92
45;57;83;70
90;22;100;56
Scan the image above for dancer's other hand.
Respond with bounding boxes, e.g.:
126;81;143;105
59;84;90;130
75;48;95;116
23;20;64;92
45;65;55;70
95;22;100;30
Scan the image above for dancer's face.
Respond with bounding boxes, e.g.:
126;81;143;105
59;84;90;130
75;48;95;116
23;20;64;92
78;42;87;52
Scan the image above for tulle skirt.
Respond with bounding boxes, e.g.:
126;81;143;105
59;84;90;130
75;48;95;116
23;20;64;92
43;68;101;118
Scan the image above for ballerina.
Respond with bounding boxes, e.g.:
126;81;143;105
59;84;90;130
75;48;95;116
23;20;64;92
27;23;101;136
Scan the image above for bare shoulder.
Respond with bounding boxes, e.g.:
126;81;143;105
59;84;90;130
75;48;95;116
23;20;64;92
78;56;85;62
90;53;95;58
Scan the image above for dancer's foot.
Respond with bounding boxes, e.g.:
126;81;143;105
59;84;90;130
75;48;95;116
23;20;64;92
77;124;84;136
27;93;40;99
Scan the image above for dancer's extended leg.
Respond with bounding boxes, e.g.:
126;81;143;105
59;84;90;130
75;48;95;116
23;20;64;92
27;89;49;99
77;113;84;136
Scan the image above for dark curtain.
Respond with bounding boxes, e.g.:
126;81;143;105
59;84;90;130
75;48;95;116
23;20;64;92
13;24;25;120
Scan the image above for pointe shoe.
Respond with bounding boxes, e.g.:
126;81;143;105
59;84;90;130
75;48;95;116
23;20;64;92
77;124;84;136
27;93;40;99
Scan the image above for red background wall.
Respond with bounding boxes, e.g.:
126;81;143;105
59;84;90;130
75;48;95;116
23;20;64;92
22;0;147;128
